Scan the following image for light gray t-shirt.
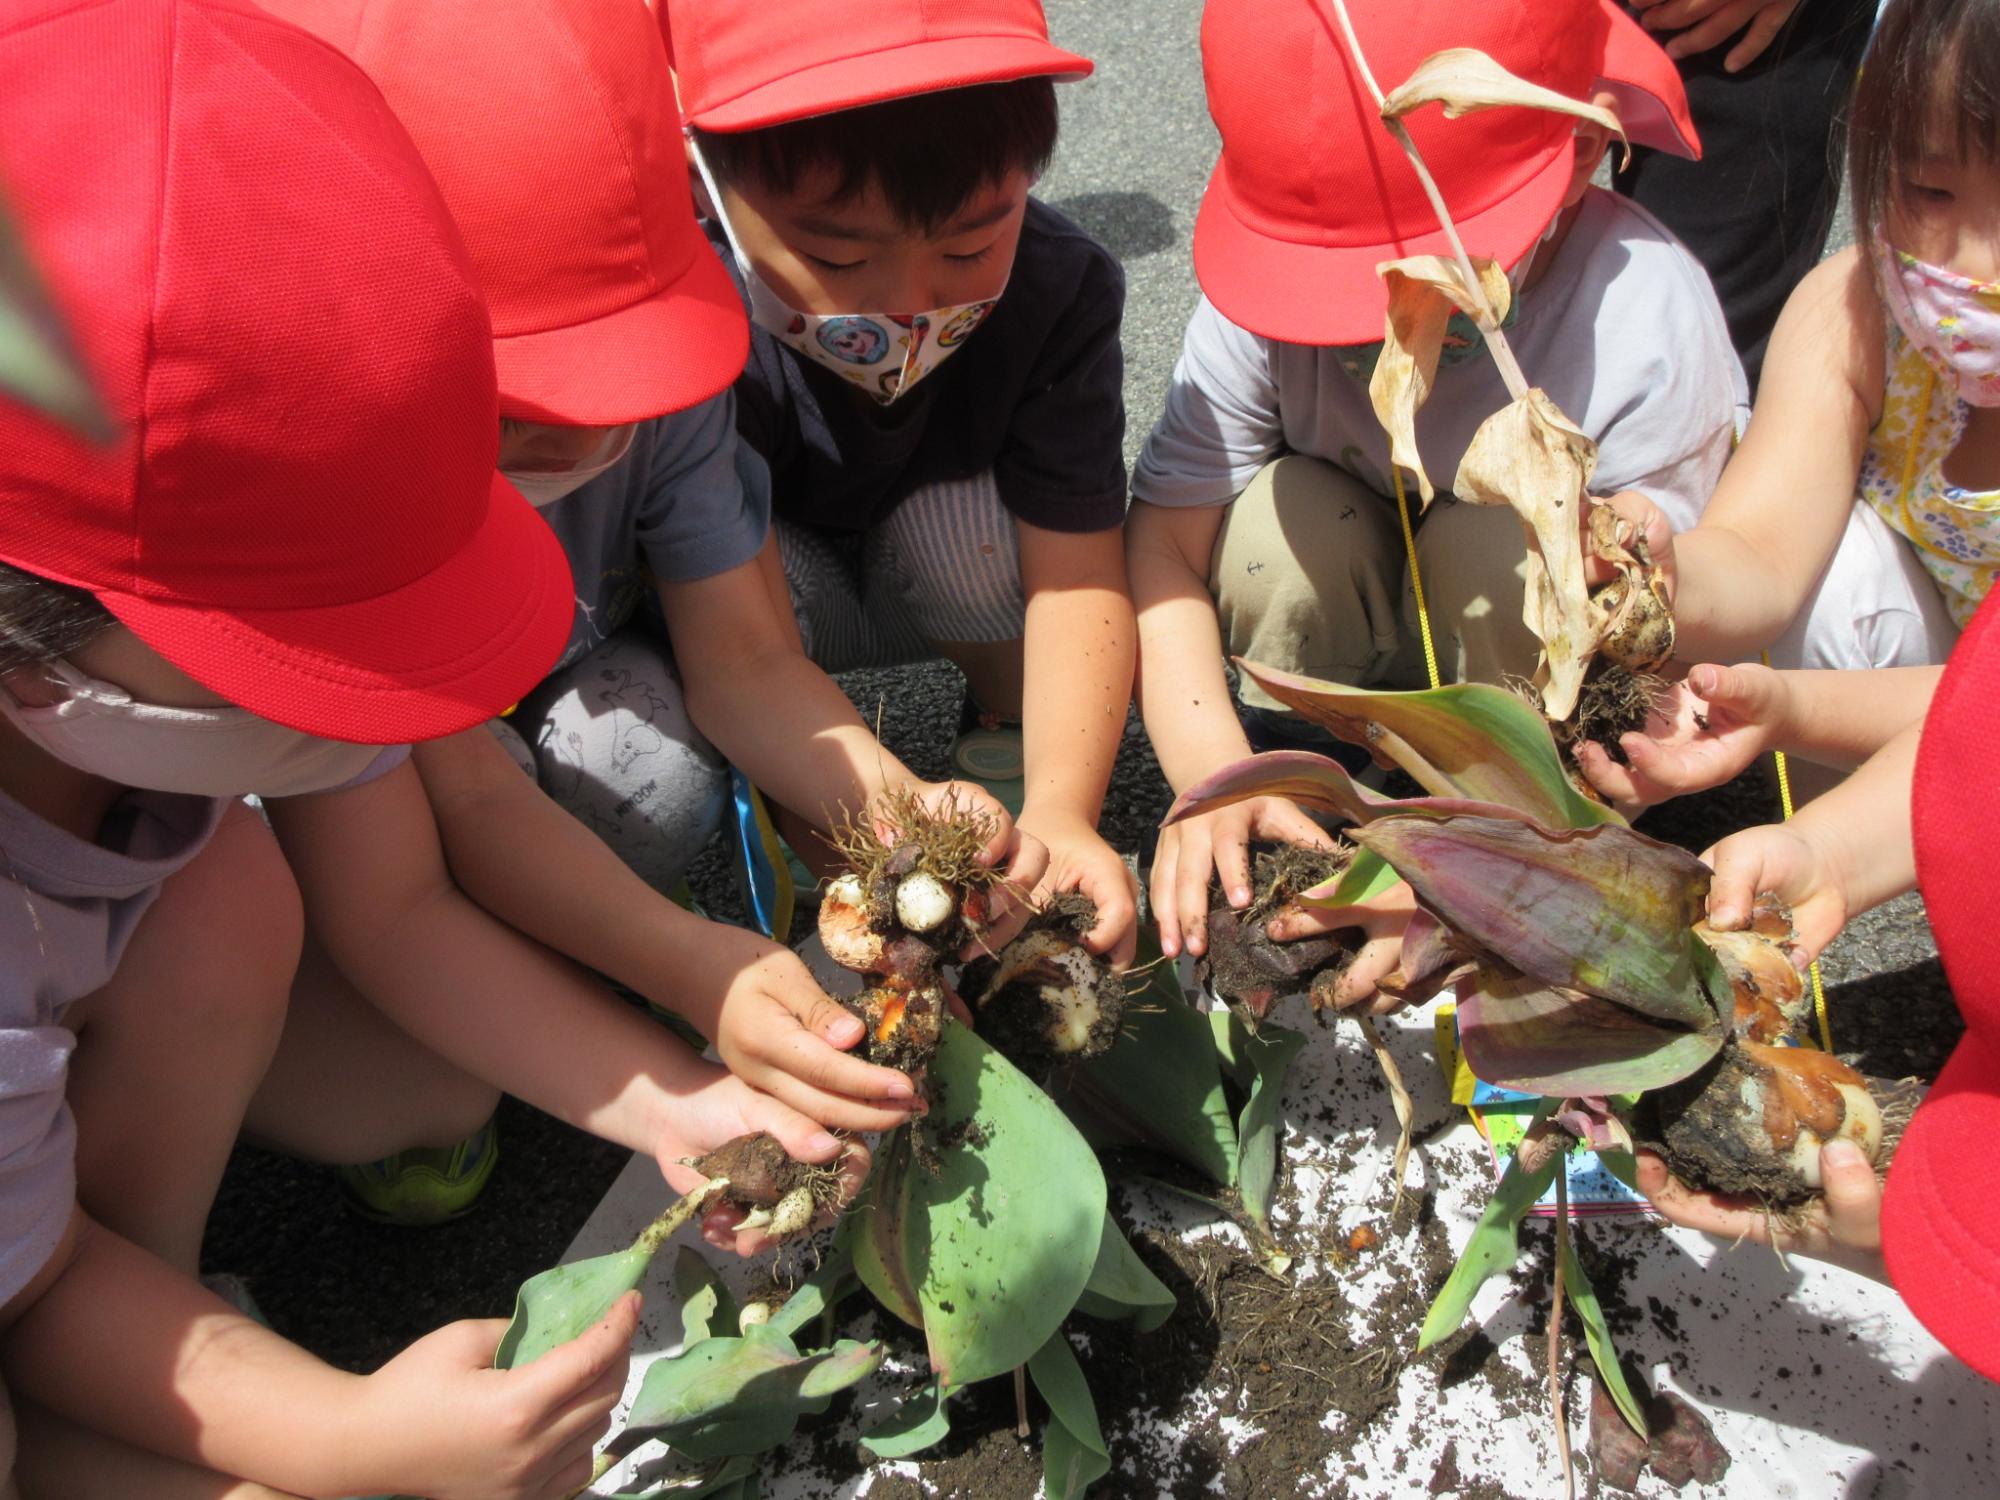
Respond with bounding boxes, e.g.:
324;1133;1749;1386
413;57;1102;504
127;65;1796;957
1132;188;1749;532
532;392;773;674
0;748;407;1306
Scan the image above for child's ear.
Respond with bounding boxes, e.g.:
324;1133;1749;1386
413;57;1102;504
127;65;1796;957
1562;89;1624;209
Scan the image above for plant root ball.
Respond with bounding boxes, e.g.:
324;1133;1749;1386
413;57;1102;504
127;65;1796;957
687;1133;842;1242
962;900;1124;1072
1197;842;1354;1023
846;976;945;1077
1650;1040;1883;1206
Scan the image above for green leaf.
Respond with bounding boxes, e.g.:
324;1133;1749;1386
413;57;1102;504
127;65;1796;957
1562;1236;1646;1437
600;1455;761;1499
1074;1213;1176;1332
1456;976;1724;1095
674;1247;740;1345
1351;815;1717;1027
861;1376;954;1458
0;192;113;441
1418;1106;1561;1352
1029;1332;1111;1500
1067;951;1238;1188
1235;666;1617;829
494;1242;652;1370
1166;749;1524;832
621;1327;881;1460
1210;1012;1306;1276
854;1023;1107;1388
1302;846;1401;908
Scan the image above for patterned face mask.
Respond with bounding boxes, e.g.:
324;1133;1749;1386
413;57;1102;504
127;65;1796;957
694;143;1003;405
1876;237;2000;408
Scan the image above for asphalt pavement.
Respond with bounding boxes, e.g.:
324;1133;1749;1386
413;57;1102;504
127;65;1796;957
205;0;1944;1378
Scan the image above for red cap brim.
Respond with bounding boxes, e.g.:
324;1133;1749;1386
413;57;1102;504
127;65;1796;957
1881;1032;2000;1383
101;471;573;744
690;34;1091;131
1596;0;1700;160
1193;140;1574;347
496;234;749;426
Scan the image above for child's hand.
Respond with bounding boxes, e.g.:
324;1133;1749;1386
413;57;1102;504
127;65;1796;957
355;1294;639;1500
1631;0;1803;72
894;778;1049;949
651;1068;870;1257
1574;662;1786;814
1585;490;1677;599
1701;821;1849;964
1266;878;1421;1014
1636;1146;1887;1279
1020;811;1140;968
690;923;921;1134
1151;797;1336;961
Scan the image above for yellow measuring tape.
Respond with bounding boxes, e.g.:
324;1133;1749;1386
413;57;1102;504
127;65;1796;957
1393;458;1835;1049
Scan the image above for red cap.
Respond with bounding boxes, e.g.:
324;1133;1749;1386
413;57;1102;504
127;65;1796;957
1194;0;1698;346
0;0;571;744
665;0;1092;133
262;0;746;426
1883;592;2000;1383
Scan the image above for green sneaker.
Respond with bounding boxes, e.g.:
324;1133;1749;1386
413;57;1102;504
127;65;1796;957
338;1120;498;1226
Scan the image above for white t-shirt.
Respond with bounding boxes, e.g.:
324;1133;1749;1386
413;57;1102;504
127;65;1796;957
1132;188;1749;533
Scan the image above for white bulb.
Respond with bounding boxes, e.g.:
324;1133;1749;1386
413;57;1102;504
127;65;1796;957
895;872;956;933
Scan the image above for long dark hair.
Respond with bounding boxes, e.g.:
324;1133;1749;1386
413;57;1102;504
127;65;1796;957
0;561;112;675
1849;0;2000;255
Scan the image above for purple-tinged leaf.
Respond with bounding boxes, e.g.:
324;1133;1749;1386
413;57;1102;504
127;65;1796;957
1375;907;1471;1002
1457;975;1723;1095
1553;1096;1635;1156
1165;750;1526;831
1350;815;1717;1028
1233;663;1617;828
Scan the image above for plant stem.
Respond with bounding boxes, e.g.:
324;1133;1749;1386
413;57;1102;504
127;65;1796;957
1318;0;1532;401
1356;1015;1414;1218
1014;1364;1032;1440
1550;1168;1576;1500
636;1178;730;1258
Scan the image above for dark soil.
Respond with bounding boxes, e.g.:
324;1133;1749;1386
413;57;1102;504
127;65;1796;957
1197;842;1356;1023
1565;662;1667;767
1647;1045;1812;1206
961;894;1124;1071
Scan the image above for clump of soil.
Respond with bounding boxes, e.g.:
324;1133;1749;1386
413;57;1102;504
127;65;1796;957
1197;841;1356;1024
1563;661;1667;767
848;975;948;1077
688;1133;845;1240
961;894;1125;1072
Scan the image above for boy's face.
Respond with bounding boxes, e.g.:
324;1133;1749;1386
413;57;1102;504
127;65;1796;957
714;163;1029;317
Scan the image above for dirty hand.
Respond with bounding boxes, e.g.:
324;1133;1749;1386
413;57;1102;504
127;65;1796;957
1267;877;1421;1015
1151;796;1337;961
1636;1146;1887;1279
1700;822;1850;965
355;1294;639;1500
685;922;920;1134
1584;489;1677;597
1574;662;1785;815
890;778;1048;949
651;1066;869;1257
1630;0;1802;71
1021;810;1141;968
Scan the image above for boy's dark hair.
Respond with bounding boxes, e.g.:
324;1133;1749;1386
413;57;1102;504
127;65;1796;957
1849;0;2000;258
0;560;113;674
695;78;1058;233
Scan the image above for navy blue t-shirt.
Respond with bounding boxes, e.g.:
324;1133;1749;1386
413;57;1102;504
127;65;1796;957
712;198;1129;536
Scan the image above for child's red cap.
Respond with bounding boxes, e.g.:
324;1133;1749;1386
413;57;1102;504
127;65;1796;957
663;0;1092;133
1195;0;1698;346
0;0;570;744
263;0;746;427
1884;592;2000;1383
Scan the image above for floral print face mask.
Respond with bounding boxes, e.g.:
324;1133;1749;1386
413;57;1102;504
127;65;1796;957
1875;237;2000;408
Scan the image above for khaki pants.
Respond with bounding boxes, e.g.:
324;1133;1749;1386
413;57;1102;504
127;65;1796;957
1209;455;1537;713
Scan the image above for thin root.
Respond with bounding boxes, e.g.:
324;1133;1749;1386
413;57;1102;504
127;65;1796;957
1550;1168;1575;1500
1357;1015;1414;1218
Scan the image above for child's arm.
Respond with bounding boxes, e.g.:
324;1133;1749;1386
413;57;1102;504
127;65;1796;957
414;729;919;1134
1013;520;1141;966
4;1206;636;1498
1666;249;1888;661
265;761;860;1251
1576;662;1942;811
658;545;1046;905
1127;497;1339;959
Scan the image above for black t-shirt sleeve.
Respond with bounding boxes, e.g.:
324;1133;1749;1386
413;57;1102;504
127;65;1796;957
994;225;1129;534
